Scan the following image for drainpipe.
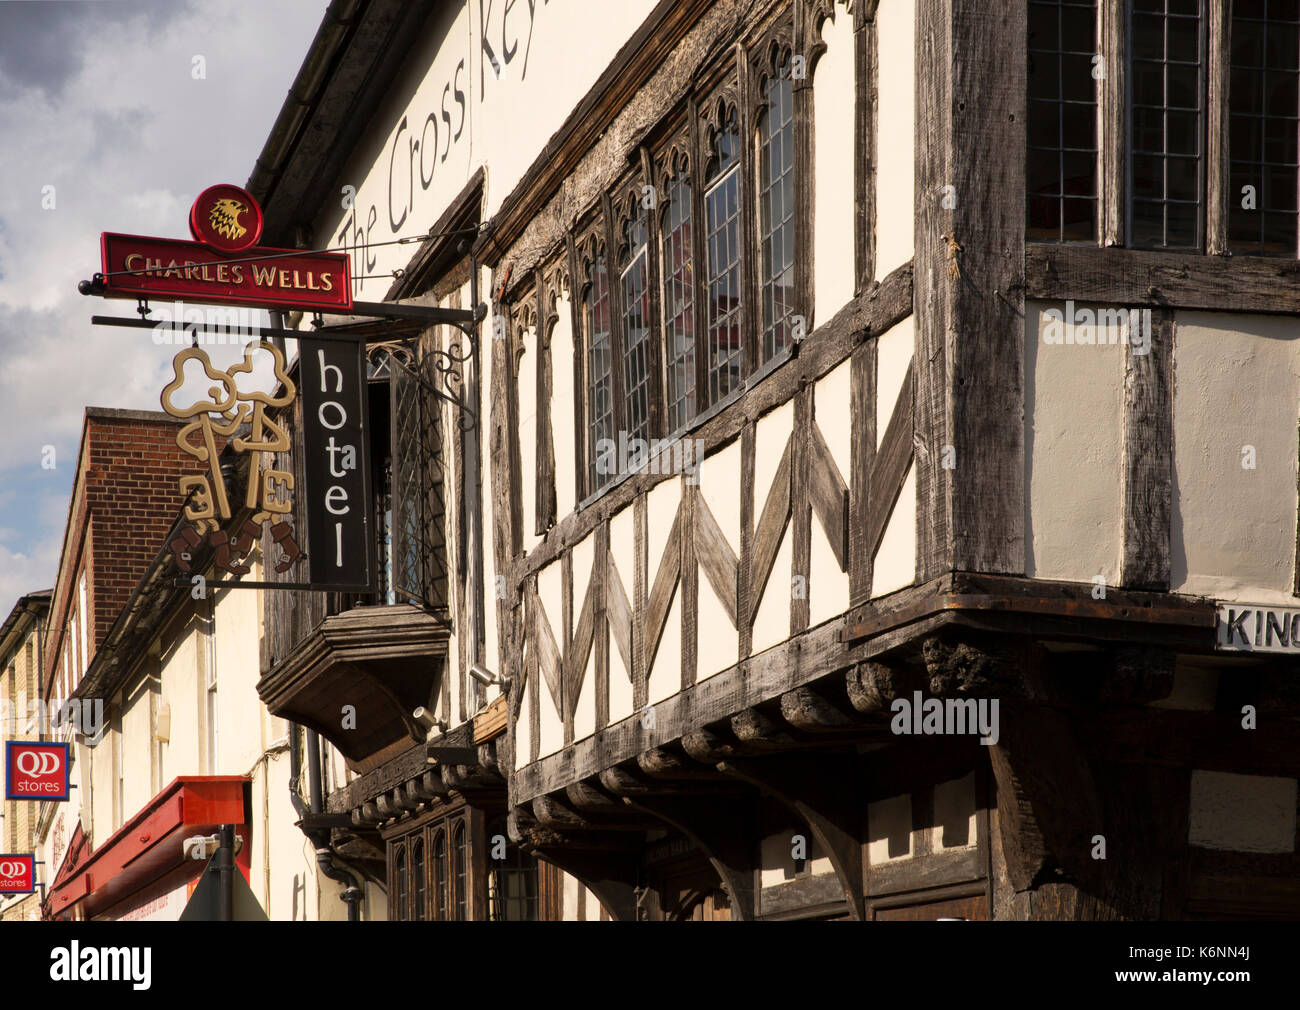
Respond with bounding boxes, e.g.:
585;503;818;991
289;725;363;921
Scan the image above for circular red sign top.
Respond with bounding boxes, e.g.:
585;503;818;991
190;184;264;254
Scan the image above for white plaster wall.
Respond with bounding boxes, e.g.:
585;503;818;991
90;728;114;842
1188;770;1297;854
608;504;636;723
159;624;200;779
120;683;153;819
647;478;682;702
552;291;577;519
875;0;915;279
811;358;852;627
697;441;741;678
752;402;795;654
536;560;564;759
873;463;916;597
214;584;263;773
572;531;596;741
315;0;659;301
813;1;857;326
1172;312;1300;603
518;322;539;556
876;316;914;447
563;870;580;921
1024;300;1124;584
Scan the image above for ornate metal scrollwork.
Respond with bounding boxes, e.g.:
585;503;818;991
365;325;477;432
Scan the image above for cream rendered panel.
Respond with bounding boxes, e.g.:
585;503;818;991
813;1;856;326
314;0;660;301
120;683;153;819
873;463;916;597
90;726;114;841
518;321;539;556
608;505;636;723
552;290;577;519
874;0;915;279
697;440;741;679
811;358;851;627
536;559;564;758
1023;301;1124;584
572;531;596;741
752;401;795;654
876;316;913;448
1172;312;1300;602
647;477;682;704
563;870;580;921
214;583;263;773
160;625;200;778
583;887;602;920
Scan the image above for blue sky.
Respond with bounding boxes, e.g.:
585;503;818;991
0;0;326;618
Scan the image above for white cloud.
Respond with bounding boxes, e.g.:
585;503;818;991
0;0;326;618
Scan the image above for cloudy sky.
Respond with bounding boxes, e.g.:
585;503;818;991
0;0;325;618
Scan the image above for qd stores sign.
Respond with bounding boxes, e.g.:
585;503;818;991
1215;603;1300;653
299;338;373;587
0;854;36;894
5;741;71;801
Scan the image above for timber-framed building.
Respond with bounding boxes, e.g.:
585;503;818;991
252;0;1300;921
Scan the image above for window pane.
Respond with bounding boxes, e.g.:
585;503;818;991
705;109;743;404
1026;0;1099;242
1128;1;1204;250
1229;1;1299;254
661;170;695;433
433;830;447;920
453;823;467;921
620;207;651;448
586;257;615;492
412;838;425;921
758;59;796;362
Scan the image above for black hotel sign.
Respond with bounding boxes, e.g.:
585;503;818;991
299;337;374;587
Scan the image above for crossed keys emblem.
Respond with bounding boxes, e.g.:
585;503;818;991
160;340;304;575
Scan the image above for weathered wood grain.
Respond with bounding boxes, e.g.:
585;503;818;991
1120;308;1173;590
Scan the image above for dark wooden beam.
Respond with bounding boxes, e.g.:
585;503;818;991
1120;309;1174;590
914;0;1027;579
623;792;759;920
515;261;913;585
719;755;866;920
1026;243;1300;314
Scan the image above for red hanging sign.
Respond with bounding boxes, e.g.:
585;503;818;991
5;741;71;801
98;185;352;312
0;854;36;894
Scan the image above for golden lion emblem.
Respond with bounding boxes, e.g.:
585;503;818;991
208;197;248;241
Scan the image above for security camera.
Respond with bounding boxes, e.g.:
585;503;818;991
412;707;446;733
469;663;511;689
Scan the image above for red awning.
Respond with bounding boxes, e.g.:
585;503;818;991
46;776;249;920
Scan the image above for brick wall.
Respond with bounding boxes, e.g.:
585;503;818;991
45;408;209;696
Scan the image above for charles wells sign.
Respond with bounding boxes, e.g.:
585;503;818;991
98;184;352;313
